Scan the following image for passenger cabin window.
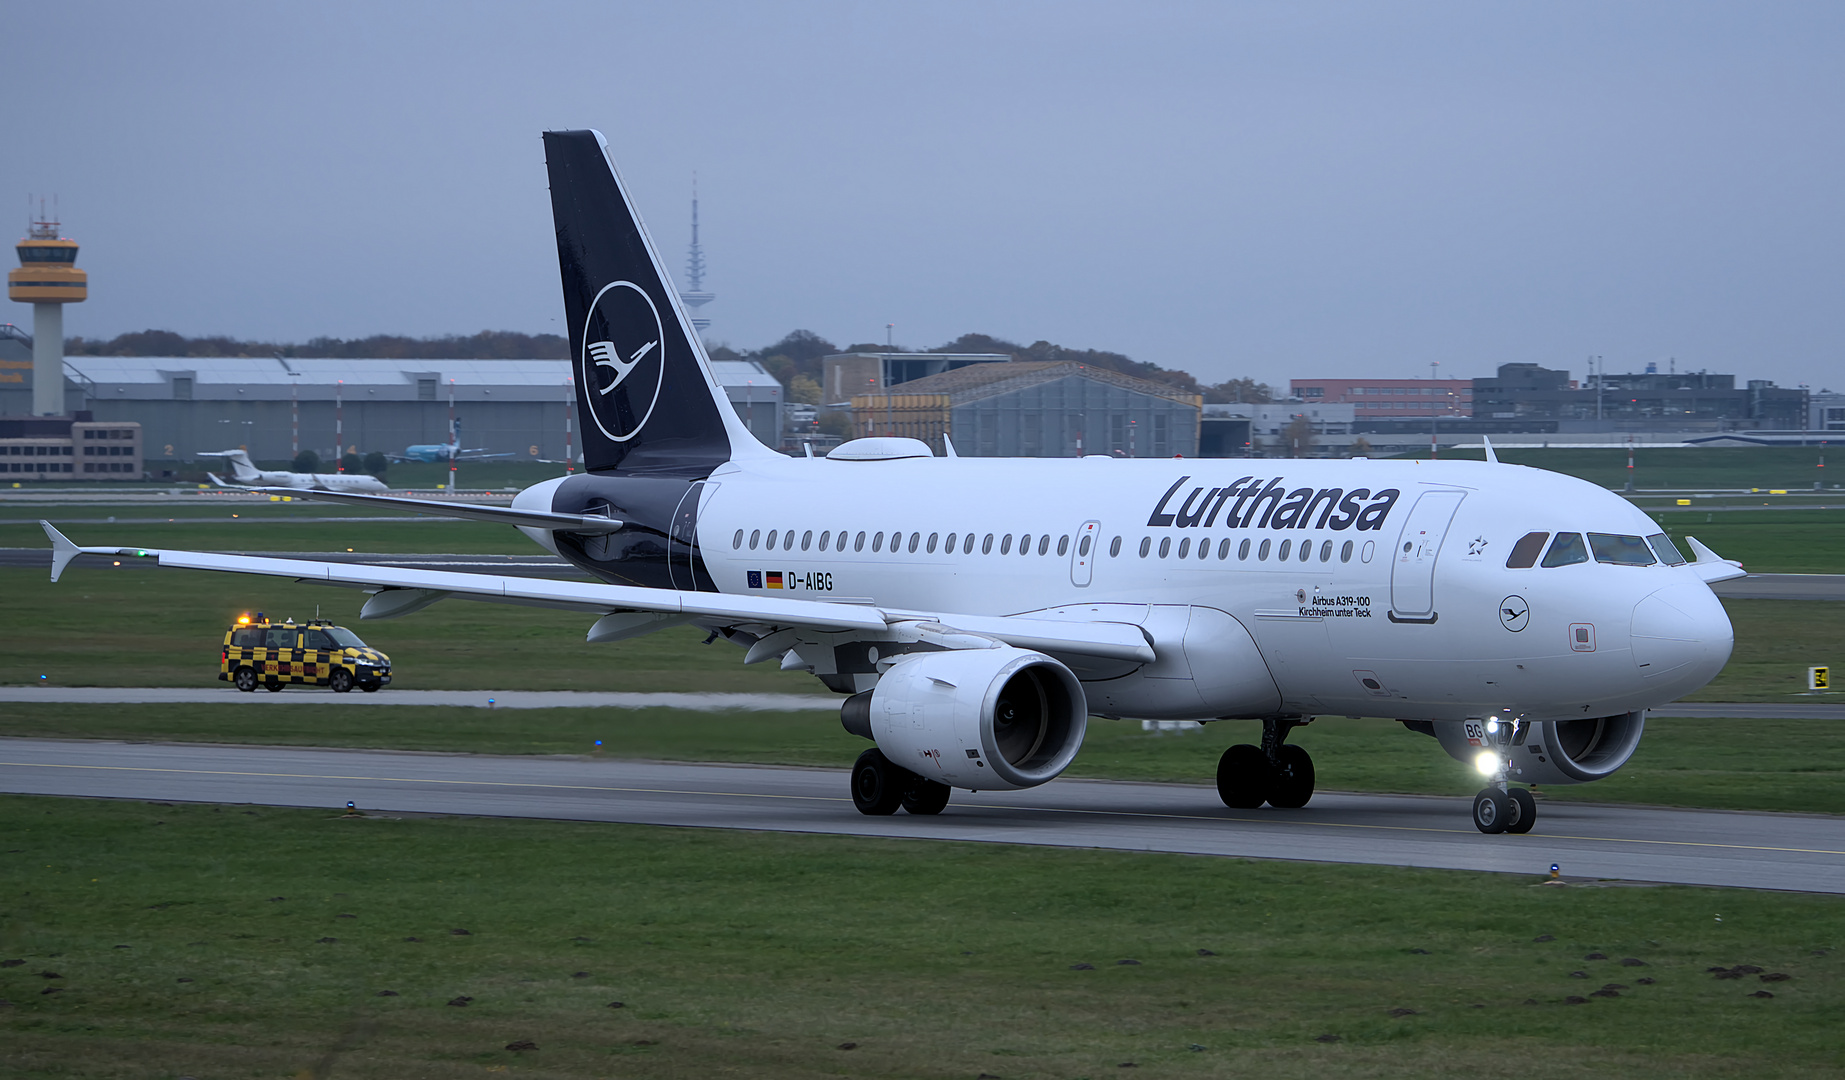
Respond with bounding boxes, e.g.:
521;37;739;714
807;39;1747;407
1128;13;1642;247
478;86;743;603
1001;534;1013;555
732;529;744;550
1278;539;1292;560
908;533;921;553
1648;532;1687;566
1037;535;1050;555
1110;536;1122;557
1177;538;1190;558
872;532;884;552
765;529;778;550
982;534;995;554
264;628;299;649
1540;532;1588;568
963;534;976;554
819;531;831;551
801;530;813;551
1078;535;1091;556
305;629;337;651
1589;532;1656;566
1239;538;1252;560
749;529;761;550
1059;536;1071;556
1505;531;1549;569
1218;538;1231;559
1340;539;1353;563
1139;537;1151;558
927;533;939;553
1158;538;1172;558
1258;539;1271;560
945;532;958;553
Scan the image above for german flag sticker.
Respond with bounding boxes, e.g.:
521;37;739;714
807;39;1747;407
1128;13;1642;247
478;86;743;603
766;571;784;589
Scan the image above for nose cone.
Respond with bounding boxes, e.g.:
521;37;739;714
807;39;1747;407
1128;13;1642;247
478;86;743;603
1631;582;1734;692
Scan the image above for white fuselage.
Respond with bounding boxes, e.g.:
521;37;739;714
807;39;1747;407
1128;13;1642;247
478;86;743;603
671;454;1731;724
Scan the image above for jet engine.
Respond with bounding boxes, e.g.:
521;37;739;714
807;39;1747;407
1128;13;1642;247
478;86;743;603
841;647;1087;791
1428;711;1647;786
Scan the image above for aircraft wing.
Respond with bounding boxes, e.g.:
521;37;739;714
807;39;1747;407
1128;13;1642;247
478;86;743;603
244;485;626;534
39;523;1155;663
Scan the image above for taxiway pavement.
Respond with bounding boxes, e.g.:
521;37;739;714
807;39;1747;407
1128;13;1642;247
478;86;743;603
2;737;1841;893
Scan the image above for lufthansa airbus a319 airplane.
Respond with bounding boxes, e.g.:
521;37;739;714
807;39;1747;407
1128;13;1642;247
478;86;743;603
43;130;1745;834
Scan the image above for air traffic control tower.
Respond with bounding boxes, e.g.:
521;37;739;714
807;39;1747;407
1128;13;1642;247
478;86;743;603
9;212;87;415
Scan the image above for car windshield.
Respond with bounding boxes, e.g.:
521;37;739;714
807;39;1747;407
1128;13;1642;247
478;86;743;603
324;626;368;649
1589;532;1657;566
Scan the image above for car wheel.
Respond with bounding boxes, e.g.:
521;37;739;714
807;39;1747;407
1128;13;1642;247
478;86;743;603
265;680;286;693
330;669;354;693
359;682;381;693
233;666;258;693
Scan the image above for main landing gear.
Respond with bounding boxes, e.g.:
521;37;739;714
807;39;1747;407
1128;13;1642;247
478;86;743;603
1217;718;1315;810
851;748;952;817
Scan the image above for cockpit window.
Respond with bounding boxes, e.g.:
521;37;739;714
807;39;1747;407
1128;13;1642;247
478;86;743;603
1540;532;1588;568
1648;532;1687;566
1506;531;1549;569
1589;532;1656;566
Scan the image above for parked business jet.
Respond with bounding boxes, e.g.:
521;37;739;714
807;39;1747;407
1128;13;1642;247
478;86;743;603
200;449;389;493
44;130;1743;833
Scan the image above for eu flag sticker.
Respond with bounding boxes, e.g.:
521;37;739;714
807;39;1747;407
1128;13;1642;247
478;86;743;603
746;570;762;589
766;571;784;589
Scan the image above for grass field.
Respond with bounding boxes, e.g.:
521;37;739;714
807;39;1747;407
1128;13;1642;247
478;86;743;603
5;563;1838;701
1412;445;1840;491
2;795;1841;1079
0;567;792;693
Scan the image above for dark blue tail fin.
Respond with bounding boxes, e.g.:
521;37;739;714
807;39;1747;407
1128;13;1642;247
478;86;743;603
544;129;769;474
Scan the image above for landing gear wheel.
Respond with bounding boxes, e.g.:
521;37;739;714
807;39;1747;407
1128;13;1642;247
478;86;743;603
264;680;285;693
1216;744;1269;809
330;669;354;694
233;667;258;693
1506;787;1537;834
1472;788;1512;834
901;776;952;815
850;748;906;816
1266;744;1316;809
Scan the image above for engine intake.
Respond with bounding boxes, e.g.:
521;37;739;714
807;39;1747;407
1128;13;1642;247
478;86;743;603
1428;711;1646;786
841;647;1088;790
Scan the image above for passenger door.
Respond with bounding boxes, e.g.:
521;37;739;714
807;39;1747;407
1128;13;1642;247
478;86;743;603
1070;520;1100;587
1388;489;1465;623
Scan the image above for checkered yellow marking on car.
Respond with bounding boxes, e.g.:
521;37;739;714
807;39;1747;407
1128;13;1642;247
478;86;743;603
218;620;391;689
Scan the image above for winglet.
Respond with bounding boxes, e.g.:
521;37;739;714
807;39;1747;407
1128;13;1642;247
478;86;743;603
1480;435;1499;464
42;520;83;583
1685;535;1747;583
943;435;959;459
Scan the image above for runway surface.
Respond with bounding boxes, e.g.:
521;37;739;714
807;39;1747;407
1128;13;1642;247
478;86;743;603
5;686;1838;717
3;737;1842;893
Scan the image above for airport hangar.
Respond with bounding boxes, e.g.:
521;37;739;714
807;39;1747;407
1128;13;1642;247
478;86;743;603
0;351;784;469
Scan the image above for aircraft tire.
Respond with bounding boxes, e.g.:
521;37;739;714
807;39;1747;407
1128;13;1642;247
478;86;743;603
233;667;258;693
1266;744;1315;809
1506;787;1537;834
901;777;952;816
330;669;354;694
851;748;906;816
1217;744;1268;809
1472;788;1512;834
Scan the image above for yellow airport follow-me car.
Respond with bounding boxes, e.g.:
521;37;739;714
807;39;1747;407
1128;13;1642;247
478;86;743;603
219;614;392;693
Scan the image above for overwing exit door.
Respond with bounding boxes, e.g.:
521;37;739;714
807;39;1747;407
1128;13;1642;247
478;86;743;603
1388;489;1465;623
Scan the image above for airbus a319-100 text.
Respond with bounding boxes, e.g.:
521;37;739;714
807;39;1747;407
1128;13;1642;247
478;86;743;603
43;129;1744;833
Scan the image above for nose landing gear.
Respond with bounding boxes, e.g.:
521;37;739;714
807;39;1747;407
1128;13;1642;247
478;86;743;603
1472;720;1537;834
1217;717;1315;810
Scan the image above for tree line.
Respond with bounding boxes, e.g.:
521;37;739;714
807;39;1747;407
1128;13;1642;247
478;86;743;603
65;327;1273;404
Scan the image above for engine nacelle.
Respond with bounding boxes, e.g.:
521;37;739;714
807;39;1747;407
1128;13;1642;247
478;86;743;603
842;647;1088;791
1429;712;1647;786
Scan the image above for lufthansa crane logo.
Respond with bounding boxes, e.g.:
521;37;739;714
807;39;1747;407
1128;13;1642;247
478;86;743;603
1499;595;1530;632
580;280;666;442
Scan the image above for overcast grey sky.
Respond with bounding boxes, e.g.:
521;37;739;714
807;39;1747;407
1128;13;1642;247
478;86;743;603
8;1;1842;390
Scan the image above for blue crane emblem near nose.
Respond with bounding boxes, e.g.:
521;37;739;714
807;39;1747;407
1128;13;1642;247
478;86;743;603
1499;595;1530;632
589;339;657;395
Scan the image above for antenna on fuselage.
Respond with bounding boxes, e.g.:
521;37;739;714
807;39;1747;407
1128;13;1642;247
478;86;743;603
1480;435;1500;465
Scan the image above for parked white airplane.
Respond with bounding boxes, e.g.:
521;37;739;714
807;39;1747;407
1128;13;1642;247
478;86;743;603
44;130;1743;833
200;449;389;493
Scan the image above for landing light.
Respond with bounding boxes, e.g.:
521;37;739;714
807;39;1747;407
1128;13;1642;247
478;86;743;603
1474;751;1500;777
1485;717;1501;735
